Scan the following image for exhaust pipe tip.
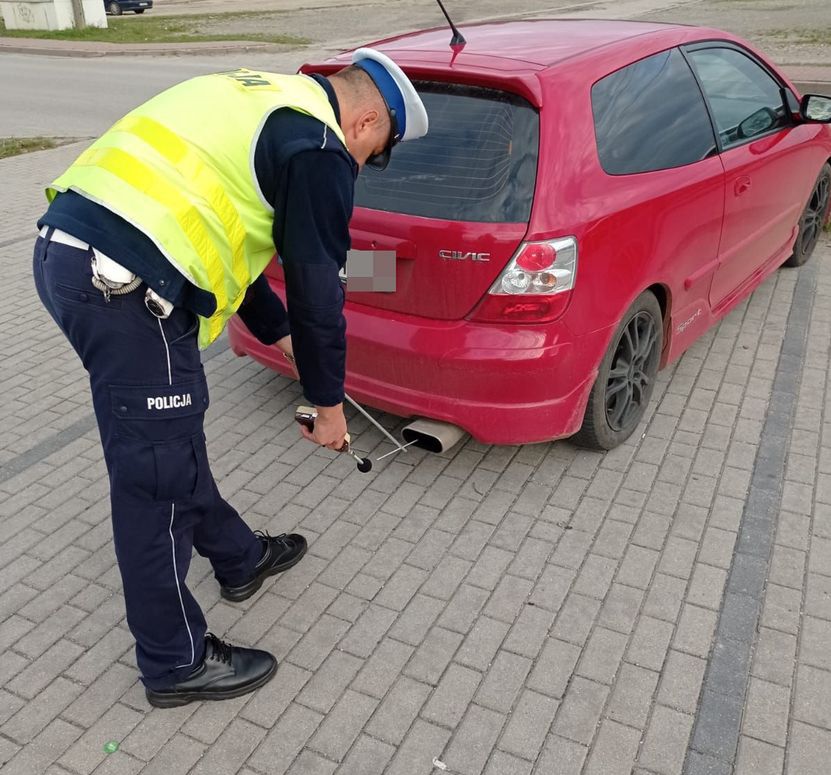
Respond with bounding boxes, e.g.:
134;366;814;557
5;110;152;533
401;419;466;454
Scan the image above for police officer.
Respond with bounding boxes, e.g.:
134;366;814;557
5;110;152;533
33;49;428;708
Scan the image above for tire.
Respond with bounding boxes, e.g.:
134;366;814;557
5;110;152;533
107;2;123;15
572;291;663;450
783;162;831;268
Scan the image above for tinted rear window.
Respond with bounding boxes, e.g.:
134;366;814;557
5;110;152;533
354;82;539;223
591;48;717;175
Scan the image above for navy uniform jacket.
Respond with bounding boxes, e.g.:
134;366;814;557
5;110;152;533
39;74;357;408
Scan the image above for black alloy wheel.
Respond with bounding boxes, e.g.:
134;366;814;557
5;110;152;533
573;291;663;450
784;162;831;268
604;311;659;432
108;2;123;15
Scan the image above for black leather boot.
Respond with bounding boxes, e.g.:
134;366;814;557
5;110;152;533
145;633;277;708
220;531;308;603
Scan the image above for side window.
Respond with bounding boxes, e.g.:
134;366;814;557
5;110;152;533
591;48;716;175
686;47;789;149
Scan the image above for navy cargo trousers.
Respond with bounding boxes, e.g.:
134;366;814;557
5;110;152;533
33;231;262;689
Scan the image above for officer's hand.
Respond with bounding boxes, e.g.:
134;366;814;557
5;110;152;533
300;403;347;451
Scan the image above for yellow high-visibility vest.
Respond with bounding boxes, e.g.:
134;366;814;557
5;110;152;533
47;69;347;348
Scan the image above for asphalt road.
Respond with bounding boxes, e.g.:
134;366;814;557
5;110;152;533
0;0;697;137
1;0;828;137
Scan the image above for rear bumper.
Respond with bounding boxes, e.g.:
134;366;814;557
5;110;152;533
227;288;608;445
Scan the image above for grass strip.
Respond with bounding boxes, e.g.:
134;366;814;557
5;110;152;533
0;12;308;45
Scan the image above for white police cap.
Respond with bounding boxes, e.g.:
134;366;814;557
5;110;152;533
351;47;429;145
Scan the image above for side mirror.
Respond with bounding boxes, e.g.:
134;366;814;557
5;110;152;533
737;106;777;139
801;94;831;123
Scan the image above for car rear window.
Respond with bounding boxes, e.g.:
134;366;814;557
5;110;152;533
591;48;717;175
354;82;539;223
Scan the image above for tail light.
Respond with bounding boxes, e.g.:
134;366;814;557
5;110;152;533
470;237;578;323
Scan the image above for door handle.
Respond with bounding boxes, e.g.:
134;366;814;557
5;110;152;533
734;176;752;196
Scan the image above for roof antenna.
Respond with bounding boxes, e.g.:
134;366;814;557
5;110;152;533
435;0;466;48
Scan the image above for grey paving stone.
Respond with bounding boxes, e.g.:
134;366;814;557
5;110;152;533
297;649;363;714
285;750;337;775
769;544;806;590
627;615;674;672
365;675;431;745
534;734;588;775
182;694;249;745
284;582;340;634
688;563;729;610
404;626;464;686
607;661;659;729
307;689;378;762
552;676;609;745
338;604;398;658
639;704;695;774
119;705;197;762
442;704;505;775
62;662;138;729
437;584;490;634
483;575;534;624
474;650;532;714
584;719;641;775
508;536;555;581
742;677;790;748
751;626;797;687
421;555;473;601
5;639;85;700
484;750;533;775
805;572;831;620
527;638;581;700
549;529;594;570
63;627;134;686
58;702;143;775
248;703;323;775
659;650;707;715
528;563;574;611
387;594;445;646
659;536;699;580
576;627;628;685
349;638;415;700
698;527;738;570
598;583;645;634
734;736;785;775
0;718;82;775
502;603;556;660
786;721;831;775
593;520;635;560
385;719;452;775
189;718;266;775
551;594;602;647
673;604;719;658
422;663;482;728
794;664;831;729
2;676;83;745
761;584;802;635
287;614;351;671
13;604;86;660
499;689;559;761
573;554;617;600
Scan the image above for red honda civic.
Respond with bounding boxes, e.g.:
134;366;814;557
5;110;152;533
228;19;831;449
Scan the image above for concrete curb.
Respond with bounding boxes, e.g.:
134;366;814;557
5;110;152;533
0;36;293;57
